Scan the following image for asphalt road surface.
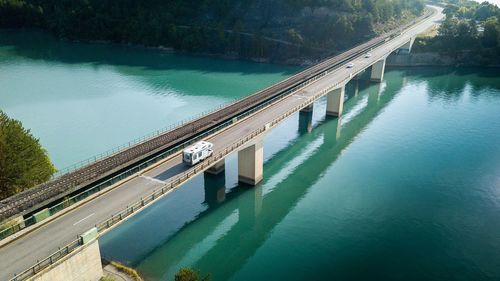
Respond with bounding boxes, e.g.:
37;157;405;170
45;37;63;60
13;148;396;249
0;7;443;280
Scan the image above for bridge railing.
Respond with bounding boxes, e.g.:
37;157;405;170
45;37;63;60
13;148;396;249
6;9;437;280
0;57;333;241
9;66;354;281
11;238;81;281
0;7;435;242
51;96;246;178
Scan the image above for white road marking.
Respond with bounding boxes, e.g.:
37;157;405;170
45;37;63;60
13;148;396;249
73;213;95;226
140;175;165;184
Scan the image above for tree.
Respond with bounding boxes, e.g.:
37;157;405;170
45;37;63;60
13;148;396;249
474;2;500;21
174;268;210;281
482;17;500;48
0;111;56;200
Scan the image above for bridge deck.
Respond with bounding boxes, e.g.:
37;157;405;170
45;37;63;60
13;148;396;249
0;8;443;280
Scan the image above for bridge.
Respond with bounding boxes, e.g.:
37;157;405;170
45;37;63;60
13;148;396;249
0;7;443;281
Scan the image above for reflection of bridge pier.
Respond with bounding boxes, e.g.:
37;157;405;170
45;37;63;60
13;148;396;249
238;185;262;223
2;8;440;279
134;68;409;281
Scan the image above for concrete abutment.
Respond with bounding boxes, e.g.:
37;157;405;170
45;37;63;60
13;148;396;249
30;239;103;281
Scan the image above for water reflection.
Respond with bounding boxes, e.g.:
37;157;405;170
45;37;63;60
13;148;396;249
99;71;405;280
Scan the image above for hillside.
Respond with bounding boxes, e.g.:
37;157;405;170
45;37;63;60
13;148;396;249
0;0;425;63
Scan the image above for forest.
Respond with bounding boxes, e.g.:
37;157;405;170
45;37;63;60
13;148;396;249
415;0;500;64
0;0;425;62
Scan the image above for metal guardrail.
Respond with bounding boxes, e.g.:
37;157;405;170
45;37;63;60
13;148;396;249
0;52;345;240
0;15;404;220
8;46;373;277
0;7;434;242
51;96;246;178
6;9;436;280
9;72;350;281
10;239;81;281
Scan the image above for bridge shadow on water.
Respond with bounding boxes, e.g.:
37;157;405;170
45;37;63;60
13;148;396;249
98;71;409;280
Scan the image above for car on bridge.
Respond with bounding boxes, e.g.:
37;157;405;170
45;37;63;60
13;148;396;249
364;52;372;58
183;141;214;166
346;62;355;68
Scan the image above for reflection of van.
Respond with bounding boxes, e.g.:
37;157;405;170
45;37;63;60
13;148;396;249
183;141;214;166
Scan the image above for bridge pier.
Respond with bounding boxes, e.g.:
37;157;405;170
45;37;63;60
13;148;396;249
397;37;415;54
370;58;386;82
300;103;313;113
204;172;226;206
326;86;345;117
238;139;264;186
205;159;225;175
299;108;313;134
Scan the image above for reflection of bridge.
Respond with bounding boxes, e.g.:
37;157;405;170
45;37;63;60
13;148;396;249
134;74;407;280
0;7;443;281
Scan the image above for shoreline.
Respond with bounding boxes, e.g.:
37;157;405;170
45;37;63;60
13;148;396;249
386;52;500;68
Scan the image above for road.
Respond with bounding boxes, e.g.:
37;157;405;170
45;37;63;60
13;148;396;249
0;7;443;280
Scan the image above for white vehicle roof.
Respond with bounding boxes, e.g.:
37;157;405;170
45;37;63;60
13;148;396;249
183;141;213;154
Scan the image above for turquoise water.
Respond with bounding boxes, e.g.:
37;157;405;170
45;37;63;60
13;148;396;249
100;68;500;281
0;30;297;170
2;30;500;281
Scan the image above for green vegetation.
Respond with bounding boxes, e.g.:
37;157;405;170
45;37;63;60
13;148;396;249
0;111;56;200
110;261;143;281
174;268;211;281
100;276;116;281
414;1;500;65
0;0;425;62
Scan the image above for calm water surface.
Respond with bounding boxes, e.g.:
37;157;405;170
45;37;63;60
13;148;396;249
0;30;297;169
1;31;500;281
100;68;500;281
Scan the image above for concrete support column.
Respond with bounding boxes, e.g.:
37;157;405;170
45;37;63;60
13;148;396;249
298;110;313;134
204;172;226;206
205;159;225;175
300;103;313;113
370;58;386;82
326;86;345;117
398;37;415;54
238;140;263;186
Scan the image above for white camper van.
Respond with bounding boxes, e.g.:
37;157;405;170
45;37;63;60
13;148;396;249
183;141;214;166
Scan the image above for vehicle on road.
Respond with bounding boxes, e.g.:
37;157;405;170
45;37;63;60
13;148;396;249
183;141;214;166
364;52;372;58
346;62;355;68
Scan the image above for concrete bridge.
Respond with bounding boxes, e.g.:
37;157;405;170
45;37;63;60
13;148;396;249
0;7;443;281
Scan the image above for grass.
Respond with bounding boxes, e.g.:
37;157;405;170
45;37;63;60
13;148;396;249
110;261;144;281
100;276;116;281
